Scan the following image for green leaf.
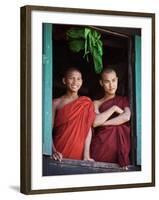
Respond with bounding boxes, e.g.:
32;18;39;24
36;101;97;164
92;48;103;73
66;27;103;74
88;32;93;54
92;29;98;38
97;41;103;56
90;32;96;46
84;28;91;39
84;28;91;59
66;28;85;39
69;40;85;52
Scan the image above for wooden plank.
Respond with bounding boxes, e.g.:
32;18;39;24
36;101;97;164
50;158;120;169
43;156;141;176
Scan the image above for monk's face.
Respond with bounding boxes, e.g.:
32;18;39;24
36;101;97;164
63;70;83;92
100;71;118;96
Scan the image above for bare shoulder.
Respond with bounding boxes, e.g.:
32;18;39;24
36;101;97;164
93;99;100;106
53;97;62;108
93;98;103;106
93;99;102;113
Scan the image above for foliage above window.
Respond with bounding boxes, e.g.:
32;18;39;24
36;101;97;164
66;27;103;74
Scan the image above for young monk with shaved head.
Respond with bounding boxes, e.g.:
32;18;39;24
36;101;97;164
91;68;131;170
52;67;95;161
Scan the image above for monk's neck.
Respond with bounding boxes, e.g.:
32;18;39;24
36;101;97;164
64;91;79;100
103;94;116;101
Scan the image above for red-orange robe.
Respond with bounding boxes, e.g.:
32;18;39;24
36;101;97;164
53;96;95;160
90;96;131;167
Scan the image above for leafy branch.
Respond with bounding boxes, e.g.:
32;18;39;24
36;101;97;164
66;27;103;74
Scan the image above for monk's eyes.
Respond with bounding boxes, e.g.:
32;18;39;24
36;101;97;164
104;81;109;84
68;77;81;81
103;79;116;84
67;78;73;80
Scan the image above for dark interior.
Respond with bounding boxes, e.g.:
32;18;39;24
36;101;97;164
52;24;136;100
52;24;141;165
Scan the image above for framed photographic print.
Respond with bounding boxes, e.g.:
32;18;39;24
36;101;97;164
20;5;155;194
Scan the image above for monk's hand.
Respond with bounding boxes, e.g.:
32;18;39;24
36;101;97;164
51;151;63;162
114;105;124;114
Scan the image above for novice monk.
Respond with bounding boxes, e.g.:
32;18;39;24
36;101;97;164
52;67;95;161
90;68;131;169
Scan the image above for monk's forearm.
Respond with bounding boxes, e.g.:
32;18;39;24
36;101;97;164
52;143;57;153
103;107;131;126
52;108;55;128
93;106;116;127
103;115;127;126
83;129;92;159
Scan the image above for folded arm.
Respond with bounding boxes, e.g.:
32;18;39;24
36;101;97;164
103;107;131;126
93;104;124;128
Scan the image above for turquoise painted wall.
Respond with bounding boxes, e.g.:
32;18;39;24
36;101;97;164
42;24;52;155
135;35;141;165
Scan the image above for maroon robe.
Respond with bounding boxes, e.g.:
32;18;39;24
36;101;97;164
90;96;130;167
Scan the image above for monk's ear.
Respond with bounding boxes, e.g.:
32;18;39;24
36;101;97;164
62;78;66;85
99;80;103;87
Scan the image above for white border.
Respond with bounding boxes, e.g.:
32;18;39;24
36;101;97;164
31;10;152;190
